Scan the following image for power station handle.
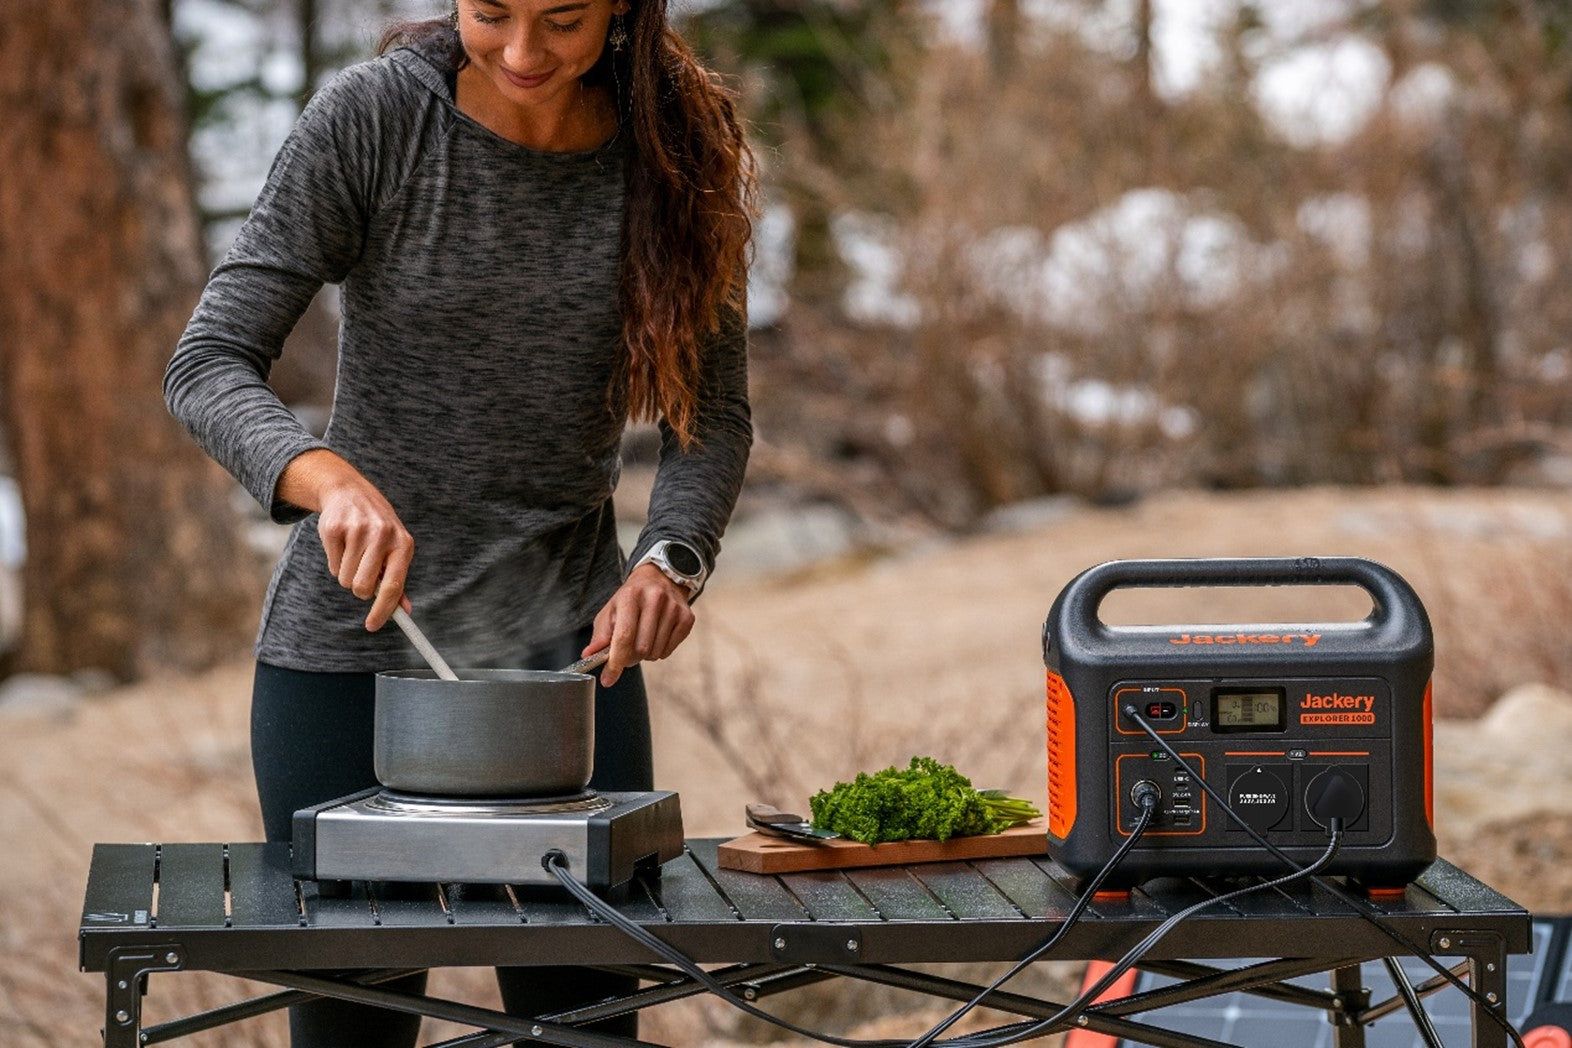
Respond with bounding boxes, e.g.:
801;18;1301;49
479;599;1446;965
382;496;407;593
1051;556;1429;646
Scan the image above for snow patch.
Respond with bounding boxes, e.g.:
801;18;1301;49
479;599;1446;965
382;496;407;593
1254;34;1391;147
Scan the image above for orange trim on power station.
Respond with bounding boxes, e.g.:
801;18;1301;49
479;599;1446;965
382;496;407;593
1046;670;1078;840
1364;886;1409;899
1308;751;1371;757
1424;679;1434;829
1064;961;1140;1048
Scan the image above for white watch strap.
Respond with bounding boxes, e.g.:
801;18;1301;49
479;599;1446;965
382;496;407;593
636;540;706;596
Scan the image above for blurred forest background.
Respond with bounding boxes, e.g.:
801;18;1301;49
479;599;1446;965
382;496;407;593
5;2;1572;1044
2;0;1572;688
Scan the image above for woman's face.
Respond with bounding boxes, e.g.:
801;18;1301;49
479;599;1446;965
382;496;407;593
457;0;631;108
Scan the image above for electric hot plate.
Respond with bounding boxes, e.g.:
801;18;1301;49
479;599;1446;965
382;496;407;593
291;788;683;889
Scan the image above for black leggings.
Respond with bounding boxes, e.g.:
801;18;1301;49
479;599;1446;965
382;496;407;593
252;626;652;1048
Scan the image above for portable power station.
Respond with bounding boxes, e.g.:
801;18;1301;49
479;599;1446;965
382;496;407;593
1043;557;1436;889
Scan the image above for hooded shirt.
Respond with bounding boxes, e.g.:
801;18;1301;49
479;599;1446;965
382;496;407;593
165;42;751;673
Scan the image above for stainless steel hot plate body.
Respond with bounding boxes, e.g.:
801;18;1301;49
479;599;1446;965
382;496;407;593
292;789;683;888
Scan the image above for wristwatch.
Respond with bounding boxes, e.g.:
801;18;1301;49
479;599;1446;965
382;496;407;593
635;539;708;598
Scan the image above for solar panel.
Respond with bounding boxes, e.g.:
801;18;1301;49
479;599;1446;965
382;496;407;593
1092;917;1567;1048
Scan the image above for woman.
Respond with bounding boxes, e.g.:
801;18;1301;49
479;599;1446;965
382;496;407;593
165;0;755;1043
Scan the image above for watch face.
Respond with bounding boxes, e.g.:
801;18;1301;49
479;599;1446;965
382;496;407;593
665;543;703;576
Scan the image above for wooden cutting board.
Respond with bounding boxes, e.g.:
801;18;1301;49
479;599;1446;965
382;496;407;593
716;821;1047;874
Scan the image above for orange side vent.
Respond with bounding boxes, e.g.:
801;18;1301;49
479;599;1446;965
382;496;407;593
1046;670;1078;841
1423;680;1434;829
1063;960;1140;1048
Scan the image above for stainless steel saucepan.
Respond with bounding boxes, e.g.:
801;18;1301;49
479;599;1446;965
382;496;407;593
374;609;610;797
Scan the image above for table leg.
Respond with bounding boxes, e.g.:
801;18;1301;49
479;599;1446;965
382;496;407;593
1469;941;1510;1048
101;945;183;1048
1330;962;1371;1048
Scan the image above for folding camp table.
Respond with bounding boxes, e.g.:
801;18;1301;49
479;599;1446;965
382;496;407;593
78;840;1530;1048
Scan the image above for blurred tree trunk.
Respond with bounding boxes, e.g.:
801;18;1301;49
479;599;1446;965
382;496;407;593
0;0;263;680
1131;0;1170;182
987;0;1022;77
1133;0;1156;110
297;0;323;104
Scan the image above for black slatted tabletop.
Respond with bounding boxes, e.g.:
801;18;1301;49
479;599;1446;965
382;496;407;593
79;840;1530;975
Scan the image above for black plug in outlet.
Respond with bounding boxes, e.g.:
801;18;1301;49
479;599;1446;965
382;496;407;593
1305;767;1366;831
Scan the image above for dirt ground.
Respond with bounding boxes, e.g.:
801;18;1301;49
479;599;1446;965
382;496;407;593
2;485;1569;1046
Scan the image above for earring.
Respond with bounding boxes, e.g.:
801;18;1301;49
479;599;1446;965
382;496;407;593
449;4;459;29
609;14;628;52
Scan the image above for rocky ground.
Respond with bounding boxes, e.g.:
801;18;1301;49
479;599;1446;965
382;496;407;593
2;485;1569;1046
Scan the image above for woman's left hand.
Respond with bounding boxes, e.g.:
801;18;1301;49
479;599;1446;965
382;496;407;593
585;564;696;687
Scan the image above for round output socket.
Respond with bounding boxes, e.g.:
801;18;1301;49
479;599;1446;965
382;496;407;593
1130;780;1162;809
1227;766;1290;832
1304;767;1366;828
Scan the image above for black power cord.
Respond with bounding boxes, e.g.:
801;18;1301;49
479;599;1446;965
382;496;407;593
548;784;1322;1048
543;797;1161;1048
1122;705;1528;1048
900;792;1161;1048
549;703;1523;1048
934;822;1346;1048
545;849;880;1047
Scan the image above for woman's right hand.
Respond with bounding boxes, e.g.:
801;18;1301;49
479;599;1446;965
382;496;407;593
276;448;414;632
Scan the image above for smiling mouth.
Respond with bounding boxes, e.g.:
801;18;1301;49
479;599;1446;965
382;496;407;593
502;67;553;88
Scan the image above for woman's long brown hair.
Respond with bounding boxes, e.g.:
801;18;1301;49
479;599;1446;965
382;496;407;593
379;3;756;448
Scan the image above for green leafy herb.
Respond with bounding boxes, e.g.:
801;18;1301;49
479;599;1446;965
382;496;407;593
808;756;1040;844
979;788;1044;829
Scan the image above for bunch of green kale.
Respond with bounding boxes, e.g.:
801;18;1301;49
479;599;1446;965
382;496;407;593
808;756;1040;844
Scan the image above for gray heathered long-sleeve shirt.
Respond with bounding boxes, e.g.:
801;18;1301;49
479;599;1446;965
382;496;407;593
165;43;751;673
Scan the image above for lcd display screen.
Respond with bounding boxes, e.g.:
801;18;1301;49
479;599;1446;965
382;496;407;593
1212;688;1286;733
